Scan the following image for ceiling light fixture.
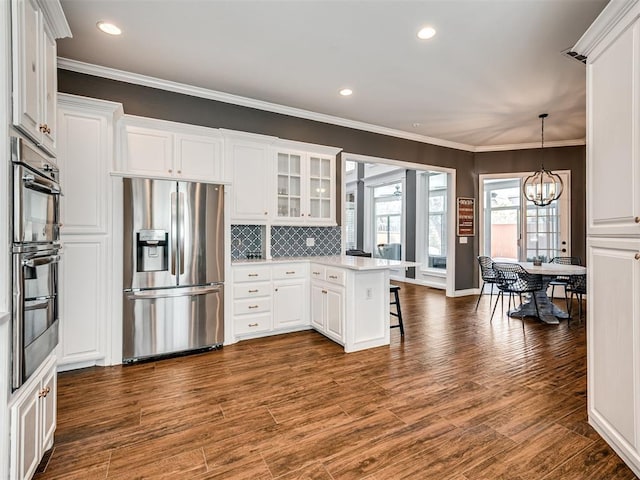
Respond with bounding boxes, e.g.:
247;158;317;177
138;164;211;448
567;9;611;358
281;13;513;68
417;26;436;40
339;88;353;96
522;113;563;207
97;21;122;36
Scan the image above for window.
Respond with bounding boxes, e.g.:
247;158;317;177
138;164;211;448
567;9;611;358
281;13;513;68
419;172;448;269
373;183;402;259
345;191;356;250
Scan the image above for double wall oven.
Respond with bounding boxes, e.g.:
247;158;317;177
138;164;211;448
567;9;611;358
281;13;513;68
11;137;62;390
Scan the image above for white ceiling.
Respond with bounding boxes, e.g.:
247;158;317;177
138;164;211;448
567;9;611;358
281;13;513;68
57;0;608;150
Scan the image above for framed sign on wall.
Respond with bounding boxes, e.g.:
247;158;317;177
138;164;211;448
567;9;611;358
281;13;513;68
457;197;475;236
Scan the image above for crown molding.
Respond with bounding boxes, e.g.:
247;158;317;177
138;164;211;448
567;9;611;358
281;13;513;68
573;0;640;56
37;0;71;39
57;58;477;152
58;93;123;118
474;138;586;153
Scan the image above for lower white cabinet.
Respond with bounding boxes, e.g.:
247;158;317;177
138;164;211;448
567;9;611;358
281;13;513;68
587;237;640;468
310;265;345;344
9;354;57;480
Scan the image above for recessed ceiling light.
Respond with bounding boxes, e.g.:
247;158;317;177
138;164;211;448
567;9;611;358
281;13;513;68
339;88;353;96
417;26;436;40
97;21;122;36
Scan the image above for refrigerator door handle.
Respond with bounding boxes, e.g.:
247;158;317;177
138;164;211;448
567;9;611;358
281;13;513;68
170;191;177;276
179;191;185;275
126;285;222;300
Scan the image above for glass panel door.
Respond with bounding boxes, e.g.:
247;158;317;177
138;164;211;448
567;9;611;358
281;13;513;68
373;183;402;259
308;156;331;219
483;178;521;262
277;152;302;219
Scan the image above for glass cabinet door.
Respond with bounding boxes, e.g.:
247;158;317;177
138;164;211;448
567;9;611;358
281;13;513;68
277;152;302;219
308;156;331;219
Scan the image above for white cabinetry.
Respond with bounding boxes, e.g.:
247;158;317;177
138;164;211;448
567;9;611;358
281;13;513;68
273;263;308;329
233;265;272;335
9;354;56;480
118;116;224;182
223;130;276;223
57;94;123;370
574;3;640;476
11;0;70;157
273;141;339;226
309;264;345;344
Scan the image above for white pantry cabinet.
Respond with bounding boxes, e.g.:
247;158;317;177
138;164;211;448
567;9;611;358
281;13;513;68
118;116;224;182
574;2;640;476
9;354;56;480
11;0;70;157
222;130;277;223
57;94;123;370
273;140;339;226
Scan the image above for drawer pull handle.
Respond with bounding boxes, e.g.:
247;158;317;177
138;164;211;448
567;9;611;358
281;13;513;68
286;271;295;274
248;274;259;277
248;289;259;293
248;323;259;327
329;275;338;279
248;305;259;309
312;271;321;275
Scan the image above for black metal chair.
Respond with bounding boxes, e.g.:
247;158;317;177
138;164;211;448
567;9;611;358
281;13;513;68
549;256;582;300
475;256;499;310
491;262;543;327
566;274;587;322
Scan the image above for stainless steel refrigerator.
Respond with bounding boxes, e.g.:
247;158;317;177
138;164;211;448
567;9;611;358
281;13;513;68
122;178;224;362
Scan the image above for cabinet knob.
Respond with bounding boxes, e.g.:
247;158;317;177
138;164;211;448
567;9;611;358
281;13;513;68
264;212;268;215
635;253;640;260
322;290;328;294
635;217;640;224
177;170;182;174
274;288;278;292
168;169;173;173
301;213;305;216
39;124;46;133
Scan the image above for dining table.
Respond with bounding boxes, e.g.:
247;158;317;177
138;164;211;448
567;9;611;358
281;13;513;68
507;261;587;325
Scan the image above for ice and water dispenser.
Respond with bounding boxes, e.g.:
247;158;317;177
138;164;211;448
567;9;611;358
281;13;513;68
136;229;168;272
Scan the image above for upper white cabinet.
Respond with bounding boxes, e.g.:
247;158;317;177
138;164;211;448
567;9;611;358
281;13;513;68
11;0;71;157
585;9;640;236
118;116;224;183
273;140;339;226
223;130;277;223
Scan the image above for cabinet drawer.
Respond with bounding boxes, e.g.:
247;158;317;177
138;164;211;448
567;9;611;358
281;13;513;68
233;283;270;299
234;313;271;335
325;268;346;286
234;297;271;315
233;265;271;283
272;263;307;280
310;264;326;281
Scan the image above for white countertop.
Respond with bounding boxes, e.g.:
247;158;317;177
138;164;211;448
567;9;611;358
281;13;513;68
232;255;420;271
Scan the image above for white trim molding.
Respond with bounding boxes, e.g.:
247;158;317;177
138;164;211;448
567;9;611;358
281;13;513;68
37;0;71;39
573;0;640;56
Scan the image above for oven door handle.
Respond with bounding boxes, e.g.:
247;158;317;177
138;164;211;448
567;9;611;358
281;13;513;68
22;254;61;268
22;173;62;195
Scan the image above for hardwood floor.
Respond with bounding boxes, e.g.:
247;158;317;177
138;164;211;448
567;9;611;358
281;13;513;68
35;283;637;479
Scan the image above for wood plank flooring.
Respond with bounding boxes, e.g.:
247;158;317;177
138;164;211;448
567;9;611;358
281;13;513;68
35;283;638;479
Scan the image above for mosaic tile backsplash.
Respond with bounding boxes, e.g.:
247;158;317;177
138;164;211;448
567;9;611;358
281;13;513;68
271;226;341;257
231;225;264;260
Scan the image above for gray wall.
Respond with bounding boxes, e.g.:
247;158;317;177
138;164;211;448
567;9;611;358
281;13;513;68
58;70;584;291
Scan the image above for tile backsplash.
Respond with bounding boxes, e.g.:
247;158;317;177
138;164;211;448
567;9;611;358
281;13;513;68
231;225;264;260
271;226;341;257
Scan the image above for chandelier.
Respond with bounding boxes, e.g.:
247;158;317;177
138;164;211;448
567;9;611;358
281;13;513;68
522;113;563;207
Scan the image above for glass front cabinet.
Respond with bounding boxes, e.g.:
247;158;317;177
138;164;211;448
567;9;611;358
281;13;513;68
273;142;338;225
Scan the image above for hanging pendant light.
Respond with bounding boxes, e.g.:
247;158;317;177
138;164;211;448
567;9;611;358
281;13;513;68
522;113;563;207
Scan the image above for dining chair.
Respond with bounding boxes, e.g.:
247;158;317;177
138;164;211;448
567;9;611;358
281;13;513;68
566;274;587;322
491;262;543;327
475;256;499;310
549;256;582;300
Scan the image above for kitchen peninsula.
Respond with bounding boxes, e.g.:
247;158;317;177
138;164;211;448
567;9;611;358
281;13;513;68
232;256;418;352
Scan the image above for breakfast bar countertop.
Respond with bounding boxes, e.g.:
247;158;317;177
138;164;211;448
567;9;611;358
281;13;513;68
232;255;420;271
